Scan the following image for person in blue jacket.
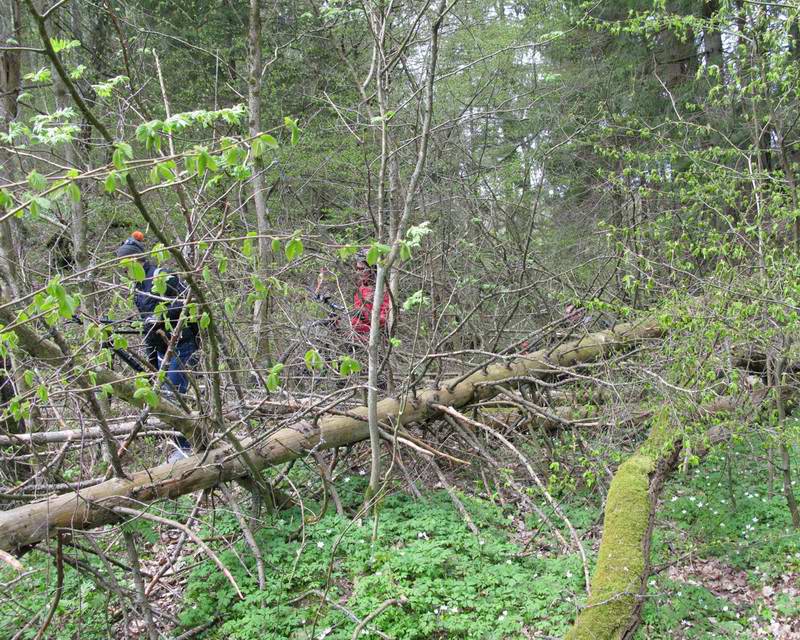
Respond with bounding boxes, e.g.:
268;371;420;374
115;232;198;460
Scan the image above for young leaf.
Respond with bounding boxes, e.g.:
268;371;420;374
338;355;362;376
50;38;80;53
27;170;47;192
266;363;284;392
285;236;304;261
152;271;168;295
125;259;146;283
304;349;324;371
112;142;133;170
259;133;279;149
284;116;300;146
366;242;389;266
67;181;81;203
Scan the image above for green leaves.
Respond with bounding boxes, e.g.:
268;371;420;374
285;235;304;261
133;386;159;409
50;38;80;53
199;312;211;330
366;242;390;266
66;181;81;203
44;278;79;319
400;221;432;262
27;170;47;192
266;363;284;392
242;232;257;258
338;355;362;376
195;147;219;174
152;270;168;295
284;116;301;146
252;133;279;158
92;75;129;98
149;160;176;185
104;172;118;194
123;259;146;283
136;120;163;153
69;64;86;80
304;349;324;371
27;196;51;220
402;290;430;311
112;142;133;171
23;68;51;83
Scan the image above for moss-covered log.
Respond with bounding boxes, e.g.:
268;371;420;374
564;398;751;640
0;315;663;553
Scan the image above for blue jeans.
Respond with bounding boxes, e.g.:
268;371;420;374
160;339;198;452
159;338;199;394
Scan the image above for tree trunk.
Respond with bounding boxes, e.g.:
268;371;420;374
248;0;273;365
0;317;664;553
0;0;23;298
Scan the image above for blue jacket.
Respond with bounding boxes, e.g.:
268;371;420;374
134;260;198;345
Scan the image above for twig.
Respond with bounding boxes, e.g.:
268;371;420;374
430;459;479;535
0;549;24;572
32;533;63;640
434;404;592;596
123;531;159;640
112;506;244;600
351;596;407;640
221;484;266;590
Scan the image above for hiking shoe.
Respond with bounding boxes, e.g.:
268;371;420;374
166;445;192;464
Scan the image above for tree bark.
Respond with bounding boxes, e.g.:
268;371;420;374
0;0;23;299
248;0;273;364
0;317;663;553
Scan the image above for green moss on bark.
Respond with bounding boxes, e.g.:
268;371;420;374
564;454;654;640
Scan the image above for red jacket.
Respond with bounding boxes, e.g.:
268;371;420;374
352;284;390;335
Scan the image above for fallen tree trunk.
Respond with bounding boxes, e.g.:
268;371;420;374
564;395;761;640
0;422;175;446
0;316;663;553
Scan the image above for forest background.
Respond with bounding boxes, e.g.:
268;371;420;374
1;0;800;638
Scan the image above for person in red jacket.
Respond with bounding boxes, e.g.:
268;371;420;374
351;249;390;336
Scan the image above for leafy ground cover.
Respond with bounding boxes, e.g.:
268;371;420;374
640;444;800;639
179;475;586;640
2;440;797;639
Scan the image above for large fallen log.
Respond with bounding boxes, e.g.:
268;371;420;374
0;316;663;553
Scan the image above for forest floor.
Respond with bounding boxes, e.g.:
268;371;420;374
2;439;798;639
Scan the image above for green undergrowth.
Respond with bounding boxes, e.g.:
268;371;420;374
181;476;586;639
2;439;797;640
638;442;800;639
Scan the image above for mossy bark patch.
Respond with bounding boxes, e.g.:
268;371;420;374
565;454;654;640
